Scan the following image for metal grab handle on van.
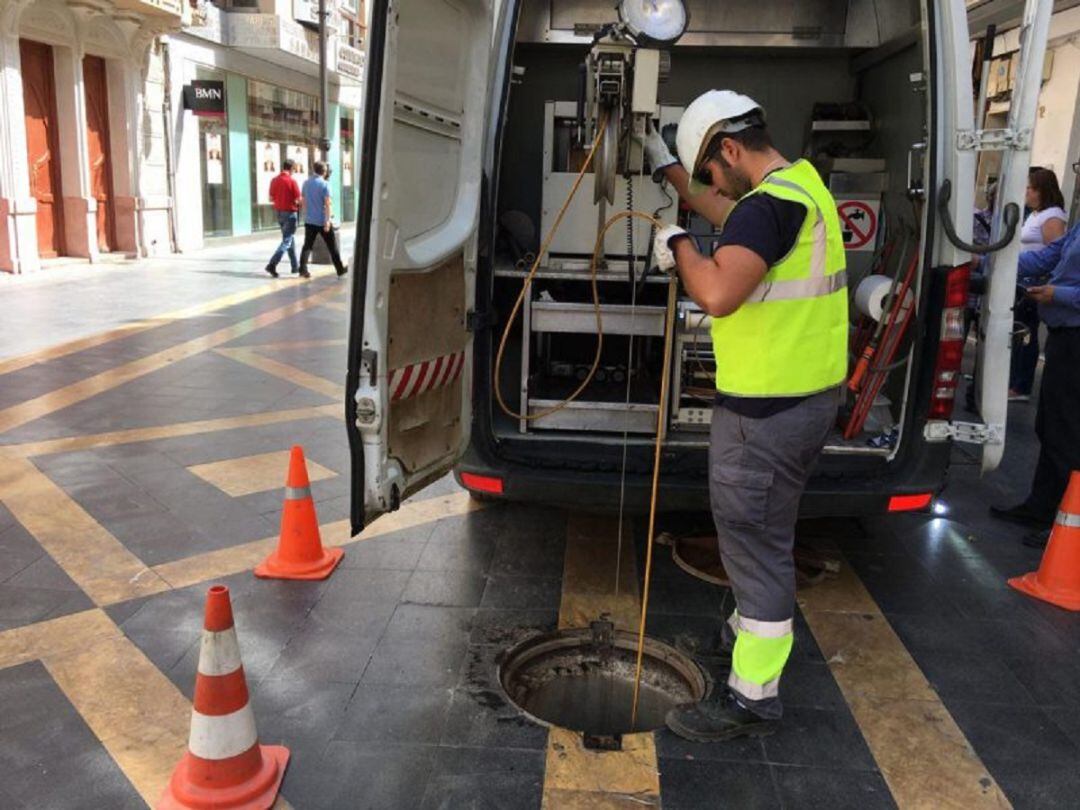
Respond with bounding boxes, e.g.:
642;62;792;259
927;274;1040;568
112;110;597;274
937;179;1020;255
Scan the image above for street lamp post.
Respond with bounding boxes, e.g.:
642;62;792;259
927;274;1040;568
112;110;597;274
318;0;331;160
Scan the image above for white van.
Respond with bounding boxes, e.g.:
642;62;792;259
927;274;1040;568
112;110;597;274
345;0;1053;529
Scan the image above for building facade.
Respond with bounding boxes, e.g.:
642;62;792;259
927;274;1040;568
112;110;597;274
168;0;365;251
0;0;365;273
0;0;183;273
974;4;1080;219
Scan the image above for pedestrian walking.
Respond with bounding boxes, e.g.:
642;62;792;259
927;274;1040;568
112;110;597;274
1008;167;1067;401
991;219;1080;547
298;161;347;279
265;159;301;278
639;91;846;740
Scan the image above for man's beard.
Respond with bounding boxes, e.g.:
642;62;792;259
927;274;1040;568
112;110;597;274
720;163;753;198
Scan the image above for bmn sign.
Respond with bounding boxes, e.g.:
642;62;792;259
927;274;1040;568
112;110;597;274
183;80;226;117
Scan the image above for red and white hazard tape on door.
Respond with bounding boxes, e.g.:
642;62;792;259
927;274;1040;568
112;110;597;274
389;350;466;402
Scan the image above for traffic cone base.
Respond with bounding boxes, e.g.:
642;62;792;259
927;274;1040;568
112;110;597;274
255;445;343;580
159;745;289;810
1008;571;1080;611
1008;471;1080;612
255;545;343;580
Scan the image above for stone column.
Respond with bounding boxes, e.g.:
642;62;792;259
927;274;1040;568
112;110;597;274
0;2;40;273
52;16;97;261
104;54;138;254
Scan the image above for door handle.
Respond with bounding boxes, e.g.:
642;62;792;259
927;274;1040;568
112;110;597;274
937;179;1020;255
906;141;926;199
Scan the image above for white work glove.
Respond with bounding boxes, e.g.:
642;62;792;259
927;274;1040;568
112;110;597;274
635;119;677;181
653;225;688;273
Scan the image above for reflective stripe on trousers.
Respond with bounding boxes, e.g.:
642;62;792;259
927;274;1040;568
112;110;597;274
727;613;794;702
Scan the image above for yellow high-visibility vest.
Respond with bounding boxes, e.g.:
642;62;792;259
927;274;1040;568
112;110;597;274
711;160;848;397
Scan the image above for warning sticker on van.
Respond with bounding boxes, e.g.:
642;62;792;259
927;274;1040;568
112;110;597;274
836;199;879;252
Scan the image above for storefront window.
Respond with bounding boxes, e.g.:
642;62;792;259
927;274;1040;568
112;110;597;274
198;68;232;237
341;115;356;222
247;80;318;231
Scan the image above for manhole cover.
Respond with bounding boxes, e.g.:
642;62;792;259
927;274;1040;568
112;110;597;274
667;534;837;589
498;623;708;736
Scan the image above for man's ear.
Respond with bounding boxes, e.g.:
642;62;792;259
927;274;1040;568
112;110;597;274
719;137;739;166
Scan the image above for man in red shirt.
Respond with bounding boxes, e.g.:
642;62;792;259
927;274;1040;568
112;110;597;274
265;159;302;277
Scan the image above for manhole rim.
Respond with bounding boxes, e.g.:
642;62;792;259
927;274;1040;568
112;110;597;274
496;627;712;733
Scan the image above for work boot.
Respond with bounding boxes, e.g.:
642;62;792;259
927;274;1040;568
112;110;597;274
665;692;778;743
990;502;1053;529
1022;529;1051;550
265;265;279;278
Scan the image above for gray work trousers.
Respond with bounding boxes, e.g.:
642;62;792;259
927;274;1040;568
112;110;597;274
709;387;840;718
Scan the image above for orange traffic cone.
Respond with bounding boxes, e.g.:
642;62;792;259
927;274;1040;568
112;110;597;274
255;445;343;580
1009;470;1080;611
159;585;289;809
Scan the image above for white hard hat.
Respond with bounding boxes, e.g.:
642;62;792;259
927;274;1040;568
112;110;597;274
676;90;765;193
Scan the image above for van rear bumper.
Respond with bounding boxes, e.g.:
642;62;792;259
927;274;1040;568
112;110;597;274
455;439;950;518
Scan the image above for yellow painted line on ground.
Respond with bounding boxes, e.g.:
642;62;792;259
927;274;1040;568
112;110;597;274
0;285;339;436
0;608;118;670
0;491;476;806
800;561;1011;809
0;457;170;605
557;513;641;632
0;277;297;377
150;490;483;594
0;608;189;806
0;404;341;459
188;450;337;497
215;346;344;399
0;607;296;809
543;513;661;810
237;338;347;351
44;623;191;805
320;300;349;313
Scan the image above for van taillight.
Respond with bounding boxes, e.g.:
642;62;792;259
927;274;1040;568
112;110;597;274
888;493;933;512
459;472;504;495
928;264;972;420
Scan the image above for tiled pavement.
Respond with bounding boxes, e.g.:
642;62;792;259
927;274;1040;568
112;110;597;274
1;248;1079;809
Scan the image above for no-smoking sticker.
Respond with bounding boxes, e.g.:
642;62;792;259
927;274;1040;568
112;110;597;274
836;199;879;252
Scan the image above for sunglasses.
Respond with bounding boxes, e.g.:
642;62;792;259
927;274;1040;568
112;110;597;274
694;141;722;188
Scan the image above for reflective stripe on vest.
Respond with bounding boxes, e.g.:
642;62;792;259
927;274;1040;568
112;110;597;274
710;160;848;397
747;269;848;303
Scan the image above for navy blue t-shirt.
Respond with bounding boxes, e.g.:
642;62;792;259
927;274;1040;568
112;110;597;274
711;192;810;418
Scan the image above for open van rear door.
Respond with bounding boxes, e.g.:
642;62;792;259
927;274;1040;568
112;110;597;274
929;0;1052;473
346;0;496;530
974;1;1053;473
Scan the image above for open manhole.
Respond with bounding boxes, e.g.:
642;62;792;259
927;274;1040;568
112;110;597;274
498;621;709;740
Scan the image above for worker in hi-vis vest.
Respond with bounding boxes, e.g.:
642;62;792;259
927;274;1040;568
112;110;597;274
637;90;847;741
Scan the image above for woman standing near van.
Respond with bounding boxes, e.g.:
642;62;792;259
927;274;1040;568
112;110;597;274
1010;168;1068;401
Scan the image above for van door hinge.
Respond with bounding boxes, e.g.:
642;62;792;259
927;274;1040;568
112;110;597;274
466;309;496;333
956;128;1032;151
924;420;1003;445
